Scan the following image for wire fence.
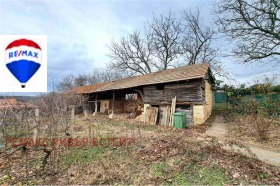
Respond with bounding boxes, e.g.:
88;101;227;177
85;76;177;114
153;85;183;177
214;92;280;110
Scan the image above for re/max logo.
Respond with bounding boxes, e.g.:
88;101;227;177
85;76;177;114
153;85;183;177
9;50;39;59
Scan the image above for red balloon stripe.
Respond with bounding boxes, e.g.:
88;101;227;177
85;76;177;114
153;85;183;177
6;39;41;50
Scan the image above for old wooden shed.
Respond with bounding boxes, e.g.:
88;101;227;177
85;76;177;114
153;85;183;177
73;63;214;126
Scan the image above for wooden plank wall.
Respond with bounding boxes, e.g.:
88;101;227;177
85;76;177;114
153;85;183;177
143;81;203;104
100;100;124;114
100;100;110;113
185;109;193;126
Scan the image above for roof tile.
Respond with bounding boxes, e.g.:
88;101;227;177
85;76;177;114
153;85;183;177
74;63;209;94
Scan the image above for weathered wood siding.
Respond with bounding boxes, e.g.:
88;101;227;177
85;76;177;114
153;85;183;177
143;80;204;104
100;100;124;114
100;100;110;113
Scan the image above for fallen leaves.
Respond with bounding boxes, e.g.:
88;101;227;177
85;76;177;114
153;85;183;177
1;115;280;185
232;172;240;179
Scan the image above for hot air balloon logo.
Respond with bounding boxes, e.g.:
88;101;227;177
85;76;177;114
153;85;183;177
5;39;42;88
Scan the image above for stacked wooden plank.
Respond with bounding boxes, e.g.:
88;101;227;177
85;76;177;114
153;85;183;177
158;106;171;126
168;96;176;126
144;107;158;125
142;97;177;126
165;107;171;126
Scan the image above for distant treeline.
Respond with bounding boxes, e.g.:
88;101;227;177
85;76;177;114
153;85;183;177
0;96;37;102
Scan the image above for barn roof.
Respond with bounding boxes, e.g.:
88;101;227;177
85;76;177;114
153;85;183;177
72;82;110;94
74;63;210;94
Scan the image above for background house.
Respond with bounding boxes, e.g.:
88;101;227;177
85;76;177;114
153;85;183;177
0;98;36;110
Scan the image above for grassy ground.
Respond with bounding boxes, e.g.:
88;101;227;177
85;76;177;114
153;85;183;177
1;114;280;185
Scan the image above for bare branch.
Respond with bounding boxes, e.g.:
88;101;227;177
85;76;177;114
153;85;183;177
107;31;153;75
215;0;280;63
148;11;182;70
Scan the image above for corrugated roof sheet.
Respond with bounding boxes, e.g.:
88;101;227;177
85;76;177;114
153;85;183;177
75;63;209;94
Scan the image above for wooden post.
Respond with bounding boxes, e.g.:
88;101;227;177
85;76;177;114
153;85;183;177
109;92;115;119
70;105;75;123
33;108;39;143
168;96;176;126
112;92;115;115
35;108;39;121
68;105;75;137
93;94;98;116
83;102;88;117
95;94;98;113
33;127;38;144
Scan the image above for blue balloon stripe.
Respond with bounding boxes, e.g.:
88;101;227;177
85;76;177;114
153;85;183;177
6;60;41;83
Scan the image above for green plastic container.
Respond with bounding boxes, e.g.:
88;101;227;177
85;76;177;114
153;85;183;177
174;112;186;129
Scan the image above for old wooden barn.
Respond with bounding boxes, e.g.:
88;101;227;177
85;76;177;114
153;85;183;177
73;63;214;126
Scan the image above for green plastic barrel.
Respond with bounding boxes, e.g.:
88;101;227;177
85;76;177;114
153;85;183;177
173;112;186;129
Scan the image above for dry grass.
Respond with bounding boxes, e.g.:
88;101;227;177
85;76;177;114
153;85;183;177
228;114;280;149
1;114;280;185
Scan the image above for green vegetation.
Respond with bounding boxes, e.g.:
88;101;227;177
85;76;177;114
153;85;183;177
217;83;280;96
150;162;169;177
218;82;280;144
63;146;108;165
149;161;231;185
216;82;280;117
198;166;230;185
172;164;230;185
172;174;191;185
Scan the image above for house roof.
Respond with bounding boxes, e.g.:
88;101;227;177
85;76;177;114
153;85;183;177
0;98;18;105
0;98;36;110
74;63;210;94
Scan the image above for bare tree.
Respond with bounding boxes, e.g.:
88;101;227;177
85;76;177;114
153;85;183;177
57;74;88;91
87;68;126;84
181;9;224;77
108;11;182;74
148;11;182;70
107;10;222;76
181;9;218;65
108;31;153;75
86;69;102;85
57;68;126;91
74;73;88;87
215;0;280;63
57;75;75;91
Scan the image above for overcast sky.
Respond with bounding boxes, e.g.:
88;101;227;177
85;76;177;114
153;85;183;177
0;0;279;94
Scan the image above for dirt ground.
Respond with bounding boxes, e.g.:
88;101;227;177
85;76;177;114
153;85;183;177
1;114;280;185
